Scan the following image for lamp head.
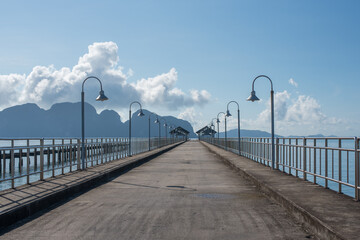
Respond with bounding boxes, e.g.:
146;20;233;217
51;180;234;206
216;118;220;123
138;109;145;117
96;90;108;101
226;110;232;117
247;90;260;102
154;118;159;124
210;122;214;128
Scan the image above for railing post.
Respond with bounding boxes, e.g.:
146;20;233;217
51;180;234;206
27;139;30;184
313;139;317;184
11;139;15;188
276;138;279;170
40;138;44;180
338;139;342;194
355;137;359;201
77;139;81;170
288;139;292;175
61;139;65;174
325;138;328;188
70;139;73;172
303;138;307;180
295;138;298;177
52;139;56;176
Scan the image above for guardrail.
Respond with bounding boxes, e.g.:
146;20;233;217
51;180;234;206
202;136;360;200
0;137;184;190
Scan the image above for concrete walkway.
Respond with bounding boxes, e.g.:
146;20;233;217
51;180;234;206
202;141;360;240
0;141;312;240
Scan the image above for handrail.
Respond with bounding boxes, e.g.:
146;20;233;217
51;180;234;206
202;136;360;200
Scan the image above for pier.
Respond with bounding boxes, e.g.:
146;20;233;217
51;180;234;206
1;140;360;239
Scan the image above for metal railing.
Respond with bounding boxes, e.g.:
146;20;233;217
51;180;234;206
202;136;360;200
0;137;183;190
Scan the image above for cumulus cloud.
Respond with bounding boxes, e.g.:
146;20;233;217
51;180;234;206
0;41;211;112
131;68;210;109
289;78;298;87
178;107;204;131
242;90;343;136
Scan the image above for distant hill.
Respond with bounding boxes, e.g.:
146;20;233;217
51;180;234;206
288;134;337;138
0;102;196;138
123;109;197;138
216;129;283;138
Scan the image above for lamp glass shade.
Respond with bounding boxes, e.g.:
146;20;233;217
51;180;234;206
226;110;232;117
247;90;260;102
96;90;108;101
154;118;159;123
138;109;145;117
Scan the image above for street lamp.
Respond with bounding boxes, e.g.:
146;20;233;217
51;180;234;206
148;112;157;151
226;101;241;155
247;75;275;169
211;118;217;140
159;118;167;146
164;121;168;142
217;112;225;145
129;101;145;156
81;76;108;170
155;116;161;147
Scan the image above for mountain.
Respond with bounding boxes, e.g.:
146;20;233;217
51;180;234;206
216;129;283;138
123;109;196;138
288;134;337;138
0;102;196;138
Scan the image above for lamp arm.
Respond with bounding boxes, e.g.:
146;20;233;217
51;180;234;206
130;101;142;110
227;101;239;111
82;76;103;92
252;75;273;91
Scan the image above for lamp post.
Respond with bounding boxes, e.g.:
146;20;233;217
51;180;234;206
217;112;225;145
164;121;168;142
211;118;217;142
129;101;145;156
226;101;241;155
148;112;157;151
247;75;275;169
160;118;167;146
81;76;108;170
155;116;160;147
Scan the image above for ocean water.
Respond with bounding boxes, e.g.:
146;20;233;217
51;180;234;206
0;138;123;190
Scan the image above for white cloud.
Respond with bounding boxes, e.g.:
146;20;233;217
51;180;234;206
178;107;204;131
242;90;344;136
131;68;210;109
289;78;298;87
0;41;211;112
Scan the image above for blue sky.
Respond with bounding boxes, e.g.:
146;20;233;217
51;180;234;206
0;0;359;136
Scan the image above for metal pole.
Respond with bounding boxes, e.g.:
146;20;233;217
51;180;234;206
225;116;227;151
217;120;219;145
270;90;275;169
355;137;359;201
81;91;85;170
158;122;161;147
129;110;132;156
80;76;108;170
237;109;241;155
148;116;151;151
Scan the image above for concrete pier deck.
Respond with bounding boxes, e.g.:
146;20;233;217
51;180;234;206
202;141;360;240
0;142;183;229
0;141;312;239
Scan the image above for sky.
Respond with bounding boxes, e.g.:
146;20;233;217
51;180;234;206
0;0;359;136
